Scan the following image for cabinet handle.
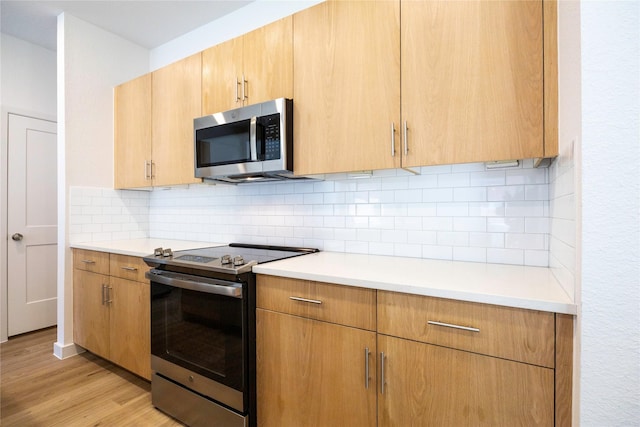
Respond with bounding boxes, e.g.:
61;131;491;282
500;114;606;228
101;284;106;305
235;78;241;102
242;74;248;101
81;259;96;264
390;123;396;157
403;120;408;156
380;351;386;394
121;266;138;271
288;296;322;305
144;160;151;180
427;320;480;333
106;286;113;304
364;347;370;389
150;161;155;179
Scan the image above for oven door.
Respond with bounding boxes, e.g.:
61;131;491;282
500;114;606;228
148;270;247;412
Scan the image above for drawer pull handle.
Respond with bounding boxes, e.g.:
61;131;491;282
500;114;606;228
380;352;386;394
121;266;138;271
289;296;322;305
427;320;480;333
81;259;96;264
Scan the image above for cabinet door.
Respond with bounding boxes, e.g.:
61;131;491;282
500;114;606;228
401;0;543;167
202;37;243;115
257;309;377;427
114;73;152;189
152;53;203;187
293;0;401;175
109;277;151;380
73;269;110;359
377;334;554;426
243;16;293;106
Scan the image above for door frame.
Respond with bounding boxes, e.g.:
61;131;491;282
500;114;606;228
1;108;57;342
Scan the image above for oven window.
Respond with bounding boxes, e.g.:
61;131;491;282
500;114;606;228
151;283;245;391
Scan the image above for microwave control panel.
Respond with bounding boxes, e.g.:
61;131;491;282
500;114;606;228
259;113;281;160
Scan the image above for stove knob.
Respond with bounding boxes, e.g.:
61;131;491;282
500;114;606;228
154;247;163;256
163;248;173;257
233;256;245;266
221;255;232;265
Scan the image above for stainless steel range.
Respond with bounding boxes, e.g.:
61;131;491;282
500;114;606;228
144;243;318;427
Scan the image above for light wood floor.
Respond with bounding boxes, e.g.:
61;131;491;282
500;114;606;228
0;327;184;426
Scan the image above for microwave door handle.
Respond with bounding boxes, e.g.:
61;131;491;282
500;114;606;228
249;116;258;161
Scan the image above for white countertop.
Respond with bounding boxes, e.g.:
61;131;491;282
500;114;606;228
253;252;576;315
70;239;221;257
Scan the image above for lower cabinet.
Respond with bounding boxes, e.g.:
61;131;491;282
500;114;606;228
256;275;572;427
377;334;554;426
72;249;151;380
256;310;377;427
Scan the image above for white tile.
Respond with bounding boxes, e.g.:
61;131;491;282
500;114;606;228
422;217;453;231
525;217;550;234
368;190;396;204
437;231;469;247
420;165;452;175
395;217;423;230
303;193;323;204
505;201;545;217
334;228;357;240
368;242;395;256
323;192;345;204
437;173;470;188
345;241;369;254
381;203;407;217
394;189;423;203
487;185;525;201
453;217;487;232
369;216;395;229
469;170;506;187
407;203;437;217
469;232;504;248
356;204;380;216
423;188;453;202
505;233;546;250
407;230;437;245
357;228;381;242
380;176;409;190
468;202;505;217
407;174;438;189
345;216;369;228
381;229;408;243
525;184;549;201
324;216;346;228
506;168;547;185
453;187;487;202
487;217;525;233
356;178;382;191
437;203;469;217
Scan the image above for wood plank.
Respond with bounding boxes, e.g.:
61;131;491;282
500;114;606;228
555;313;574;426
1;327;182;426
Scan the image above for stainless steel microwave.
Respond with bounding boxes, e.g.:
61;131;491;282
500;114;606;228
194;98;293;184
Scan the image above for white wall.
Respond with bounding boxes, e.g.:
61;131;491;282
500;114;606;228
0;34;57;342
150;0;322;70
580;1;640;424
54;12;149;358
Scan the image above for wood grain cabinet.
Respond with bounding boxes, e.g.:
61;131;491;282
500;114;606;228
255;277;573;426
292;0;555;175
377;291;557;426
73;249;151;380
256;275;377;427
202;16;293;115
114;53;202;189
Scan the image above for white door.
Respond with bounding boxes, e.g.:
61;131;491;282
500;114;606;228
7;113;57;336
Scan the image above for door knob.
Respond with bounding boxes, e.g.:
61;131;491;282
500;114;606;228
11;233;23;241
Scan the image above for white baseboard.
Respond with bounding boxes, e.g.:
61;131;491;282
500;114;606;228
53;341;85;360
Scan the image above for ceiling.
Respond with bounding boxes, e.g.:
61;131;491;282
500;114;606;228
0;0;254;51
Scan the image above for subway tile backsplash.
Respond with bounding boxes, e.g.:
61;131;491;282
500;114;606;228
69;160;551;267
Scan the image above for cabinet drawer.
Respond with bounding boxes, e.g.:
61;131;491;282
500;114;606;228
378;291;555;368
257;275;376;331
73;249;110;275
109;254;148;282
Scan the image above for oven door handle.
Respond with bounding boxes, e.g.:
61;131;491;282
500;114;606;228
146;270;243;298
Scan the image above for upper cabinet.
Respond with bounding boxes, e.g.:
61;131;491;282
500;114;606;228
293;0;553;176
114;54;202;189
151;53;202;187
401;0;543;167
293;1;401;176
202;16;293;115
114;73;152;189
